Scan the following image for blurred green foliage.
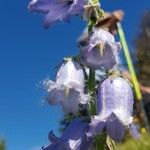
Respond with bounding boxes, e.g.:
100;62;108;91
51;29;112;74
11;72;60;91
117;134;150;150
0;140;5;150
135;11;150;86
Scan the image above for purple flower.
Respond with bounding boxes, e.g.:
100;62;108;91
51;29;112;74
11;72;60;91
43;58;89;114
28;0;86;28
42;119;92;150
79;28;121;70
87;77;139;142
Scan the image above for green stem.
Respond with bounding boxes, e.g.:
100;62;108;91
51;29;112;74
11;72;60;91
117;22;142;101
87;6;96;116
87;1;108;149
95;134;107;150
117;22;150;132
88;69;96;116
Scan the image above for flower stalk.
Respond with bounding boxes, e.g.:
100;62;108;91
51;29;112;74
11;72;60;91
28;0;140;149
88;69;96;116
117;22;150;133
117;22;142;101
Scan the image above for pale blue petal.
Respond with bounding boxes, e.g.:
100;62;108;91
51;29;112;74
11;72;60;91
106;113;125;142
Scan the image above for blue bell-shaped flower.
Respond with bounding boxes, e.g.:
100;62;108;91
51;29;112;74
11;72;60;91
42;119;92;150
44;58;89;114
28;0;86;28
87;77;140;142
79;28;121;70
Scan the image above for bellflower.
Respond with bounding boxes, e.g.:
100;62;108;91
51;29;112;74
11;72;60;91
43;58;89;114
80;28;121;70
87;77;139;142
42;119;92;150
28;0;86;28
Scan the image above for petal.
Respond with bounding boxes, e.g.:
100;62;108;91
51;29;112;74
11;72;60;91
48;131;60;143
61;119;92;150
97;77;134;125
79;92;89;105
62;88;89;114
91;28;115;44
43;2;69;28
68;0;85;15
43;80;64;105
106;113;125;142
43;119;92;150
87;116;106;138
80;45;116;70
127;123;140;139
56;59;84;90
28;0;70;28
62;88;81;114
28;0;85;28
42;142;64;150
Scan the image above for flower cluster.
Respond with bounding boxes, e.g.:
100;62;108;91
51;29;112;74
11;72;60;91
28;0;140;149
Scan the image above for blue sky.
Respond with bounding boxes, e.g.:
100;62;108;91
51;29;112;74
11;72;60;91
0;0;150;150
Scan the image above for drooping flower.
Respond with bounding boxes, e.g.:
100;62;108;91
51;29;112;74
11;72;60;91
87;77;139;142
43;58;89;114
28;0;86;28
42;119;93;150
79;28;121;70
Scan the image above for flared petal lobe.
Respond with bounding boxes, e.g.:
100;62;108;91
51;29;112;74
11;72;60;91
28;0;86;28
106;113;125;142
87;113;125;142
